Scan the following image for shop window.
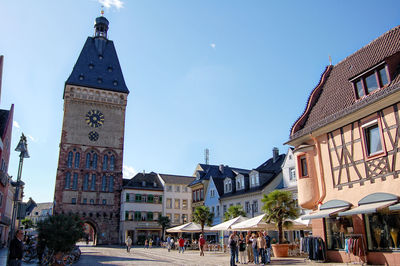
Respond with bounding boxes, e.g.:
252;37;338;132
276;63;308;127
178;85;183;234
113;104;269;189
364;212;400;251
324;216;354;250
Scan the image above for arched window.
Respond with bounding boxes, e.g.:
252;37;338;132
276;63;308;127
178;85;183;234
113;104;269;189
74;152;80;168
65;172;71;189
72;173;78;190
110;155;115;171
91;174;96;191
109;176;114;192
93;154;98;169
101;175;107;191
83;174;89;190
85;153;91;169
67;152;73;168
103;155;108;170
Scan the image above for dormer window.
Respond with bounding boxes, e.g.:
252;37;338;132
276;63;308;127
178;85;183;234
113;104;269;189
250;172;259;187
236;176;244;190
224;179;232;193
196;172;201;180
352;64;389;99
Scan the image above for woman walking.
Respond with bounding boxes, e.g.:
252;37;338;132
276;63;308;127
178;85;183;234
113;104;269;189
238;233;247;264
251;233;259;264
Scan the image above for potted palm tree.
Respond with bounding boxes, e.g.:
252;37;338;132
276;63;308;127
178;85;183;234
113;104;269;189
261;190;299;257
192;206;214;234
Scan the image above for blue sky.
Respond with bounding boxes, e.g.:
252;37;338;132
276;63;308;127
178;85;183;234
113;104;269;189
1;0;400;203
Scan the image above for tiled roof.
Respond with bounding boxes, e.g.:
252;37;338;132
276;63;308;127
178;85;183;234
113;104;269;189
28;202;53;216
158;174;195;185
290;25;400;140
66;37;129;94
188;164;250;187
123;172;163;191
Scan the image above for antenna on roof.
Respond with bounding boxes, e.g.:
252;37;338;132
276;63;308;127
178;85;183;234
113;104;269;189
329;55;332;66
204;148;209;165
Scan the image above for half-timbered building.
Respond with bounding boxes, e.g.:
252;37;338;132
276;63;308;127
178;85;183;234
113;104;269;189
287;25;400;264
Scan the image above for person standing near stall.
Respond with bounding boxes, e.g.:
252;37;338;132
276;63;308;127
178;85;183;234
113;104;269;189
199;234;206;256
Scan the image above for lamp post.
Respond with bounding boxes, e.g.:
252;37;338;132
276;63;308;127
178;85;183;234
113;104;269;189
9;133;29;245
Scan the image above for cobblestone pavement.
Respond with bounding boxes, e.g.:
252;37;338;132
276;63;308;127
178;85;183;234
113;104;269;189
75;245;348;266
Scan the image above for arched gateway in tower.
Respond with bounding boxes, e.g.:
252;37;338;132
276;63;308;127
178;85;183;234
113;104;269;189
53;14;129;245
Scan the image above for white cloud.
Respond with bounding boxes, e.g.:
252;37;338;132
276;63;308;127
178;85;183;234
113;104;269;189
123;165;137;179
98;0;124;9
210;43;216;49
27;134;38;143
13;121;20;128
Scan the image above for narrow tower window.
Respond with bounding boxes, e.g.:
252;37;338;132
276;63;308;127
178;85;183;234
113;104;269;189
67;152;73;168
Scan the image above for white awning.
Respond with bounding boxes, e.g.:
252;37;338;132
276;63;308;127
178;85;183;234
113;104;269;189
338;200;398;216
209;216;248;231
389;203;400;211
301;206;349;220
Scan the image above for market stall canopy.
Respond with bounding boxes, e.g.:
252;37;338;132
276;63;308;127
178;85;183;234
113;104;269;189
339;193;398;216
231;214;274;230
301;200;351;220
209;216;248;231
389;202;400;211
286;217;312;230
166;222;211;233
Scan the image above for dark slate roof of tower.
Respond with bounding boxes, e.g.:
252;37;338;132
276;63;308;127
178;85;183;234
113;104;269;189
66;37;129;94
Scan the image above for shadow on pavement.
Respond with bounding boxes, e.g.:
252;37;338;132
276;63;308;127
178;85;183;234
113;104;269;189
75;254;168;265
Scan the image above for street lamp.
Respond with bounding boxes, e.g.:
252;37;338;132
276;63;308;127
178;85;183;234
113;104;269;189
9;133;29;244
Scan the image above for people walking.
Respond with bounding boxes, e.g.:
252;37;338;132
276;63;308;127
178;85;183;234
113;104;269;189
238;233;247;264
251;233;259;264
199;234;205;256
125;236;132;252
258;232;266;265
144;239;149;249
8;229;24;266
149;238;153;248
178;237;185;253
264;231;271;264
234;231;239;264
167;235;171;252
246;231;254;263
228;231;237;266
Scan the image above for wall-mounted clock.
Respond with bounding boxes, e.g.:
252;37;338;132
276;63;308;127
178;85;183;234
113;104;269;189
85;110;104;128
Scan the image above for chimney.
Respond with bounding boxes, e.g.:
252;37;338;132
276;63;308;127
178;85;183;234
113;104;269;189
219;164;225;174
273;147;279;163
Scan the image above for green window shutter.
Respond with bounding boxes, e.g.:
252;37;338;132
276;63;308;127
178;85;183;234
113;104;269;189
135;194;142;202
135;211;141;221
125;211;129;220
159;195;162;203
126;193;130;202
147;212;153;221
148;194;153;203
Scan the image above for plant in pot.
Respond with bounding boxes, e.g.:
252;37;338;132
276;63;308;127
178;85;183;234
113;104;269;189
261;190;299;257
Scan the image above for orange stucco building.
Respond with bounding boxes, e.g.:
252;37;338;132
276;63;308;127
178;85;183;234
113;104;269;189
287;26;400;265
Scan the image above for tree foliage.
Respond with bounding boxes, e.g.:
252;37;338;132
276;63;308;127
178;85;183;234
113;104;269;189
157;215;171;240
223;205;246;221
37;214;85;253
261;190;299;244
192;206;214;234
21;218;34;229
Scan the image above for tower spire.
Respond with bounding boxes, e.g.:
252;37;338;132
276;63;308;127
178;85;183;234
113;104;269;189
94;9;109;39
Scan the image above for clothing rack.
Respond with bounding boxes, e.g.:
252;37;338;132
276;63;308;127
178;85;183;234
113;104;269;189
344;234;367;265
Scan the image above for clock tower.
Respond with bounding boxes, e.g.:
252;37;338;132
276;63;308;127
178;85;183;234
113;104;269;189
53;14;129;244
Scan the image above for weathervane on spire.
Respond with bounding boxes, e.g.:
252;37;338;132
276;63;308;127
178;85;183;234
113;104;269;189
101;6;104;16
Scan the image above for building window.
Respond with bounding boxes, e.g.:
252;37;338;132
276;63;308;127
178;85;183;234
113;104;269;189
166;198;172;209
64;172;71;189
183;186;188;192
299;155;308;178
92;154;98;169
102;199;107;205
175;185;180;192
182;199;188;210
82;198;87;204
250;173;259;187
126;193;130;202
223;205;227;214
212;206;215;214
67;152;73;168
166;213;172;220
167;185;172;192
216;206;220;217
91;174;96;190
362;120;384;157
236;177;244;190
147;194;154;203
245;201;250;213
182;214;188;223
364;212;400;251
72;173;78;190
109;176;114;192
90;199;94;204
134;211;141;221
101;175;107;191
135;194;142;202
174;214;180;223
252;200;258;213
147;212;153;221
103;155;108;170
74;152;80;168
210;189;215;198
110;155;115;171
200;189;204;200
353;65;389;99
225;179;232;193
289;168;296;181
324;216;354;250
71;198;76;204
83;174;89;190
85;153;91;169
174;199;180;209
159;195;163;203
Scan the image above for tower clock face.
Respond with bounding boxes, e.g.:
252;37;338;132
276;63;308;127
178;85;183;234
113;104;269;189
85;110;104;128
